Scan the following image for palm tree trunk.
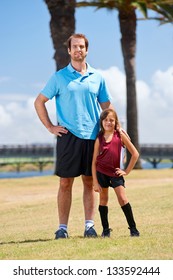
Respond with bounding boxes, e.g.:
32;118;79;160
44;0;76;174
44;0;76;70
119;8;141;169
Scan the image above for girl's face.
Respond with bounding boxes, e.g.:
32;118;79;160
102;112;116;132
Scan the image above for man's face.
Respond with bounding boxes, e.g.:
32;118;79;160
68;37;88;62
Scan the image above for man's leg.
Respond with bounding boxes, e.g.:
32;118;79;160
55;177;74;239
82;175;97;237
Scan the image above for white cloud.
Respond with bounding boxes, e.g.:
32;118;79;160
99;66;173;144
151;67;173;116
98;67;126;118
0;66;172;145
0;105;12;126
0;97;56;145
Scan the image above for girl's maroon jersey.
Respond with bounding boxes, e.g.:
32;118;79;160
96;130;123;177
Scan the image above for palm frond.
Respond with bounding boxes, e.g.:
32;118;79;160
76;1;120;10
76;0;173;23
152;3;173;23
132;2;148;18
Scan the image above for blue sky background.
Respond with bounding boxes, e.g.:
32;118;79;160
0;0;173;145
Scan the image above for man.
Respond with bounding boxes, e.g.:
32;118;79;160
34;33;114;239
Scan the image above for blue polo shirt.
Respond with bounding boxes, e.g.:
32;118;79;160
41;63;111;140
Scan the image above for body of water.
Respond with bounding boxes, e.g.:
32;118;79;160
0;169;54;179
142;161;172;170
0;161;172;179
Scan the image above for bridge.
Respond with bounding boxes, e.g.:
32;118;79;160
0;144;55;172
0;143;173;171
140;144;173;168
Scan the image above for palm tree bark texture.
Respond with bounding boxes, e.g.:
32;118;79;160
118;7;141;168
44;0;76;70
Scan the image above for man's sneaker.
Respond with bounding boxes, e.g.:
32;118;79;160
129;227;140;237
101;228;112;238
55;228;68;239
84;226;97;238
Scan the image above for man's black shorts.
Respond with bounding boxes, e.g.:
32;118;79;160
55;131;95;177
97;171;125;188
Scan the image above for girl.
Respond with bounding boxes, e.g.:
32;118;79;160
92;108;140;237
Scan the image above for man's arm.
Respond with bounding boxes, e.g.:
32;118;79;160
34;93;68;137
100;101;114;110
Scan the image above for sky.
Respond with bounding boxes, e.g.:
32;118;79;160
0;0;173;145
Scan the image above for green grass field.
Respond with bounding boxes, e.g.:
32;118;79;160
0;169;173;260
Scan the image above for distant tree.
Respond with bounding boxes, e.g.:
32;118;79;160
44;0;76;70
76;0;173;168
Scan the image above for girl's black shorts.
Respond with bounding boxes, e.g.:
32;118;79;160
55;131;95;178
97;171;125;188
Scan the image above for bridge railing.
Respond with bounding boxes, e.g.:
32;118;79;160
0;144;54;158
0;144;55;172
140;144;173;159
0;143;173;170
1;144;173;158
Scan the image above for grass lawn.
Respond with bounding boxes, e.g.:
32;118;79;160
0;169;173;260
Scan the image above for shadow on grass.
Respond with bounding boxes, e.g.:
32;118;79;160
0;238;53;245
0;235;103;245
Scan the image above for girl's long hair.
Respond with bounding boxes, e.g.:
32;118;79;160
99;108;120;134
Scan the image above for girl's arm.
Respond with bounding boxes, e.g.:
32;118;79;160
92;138;102;193
115;132;139;176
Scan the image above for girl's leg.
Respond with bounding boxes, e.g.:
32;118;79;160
99;187;109;206
114;186;140;236
113;185;128;207
99;188;111;237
